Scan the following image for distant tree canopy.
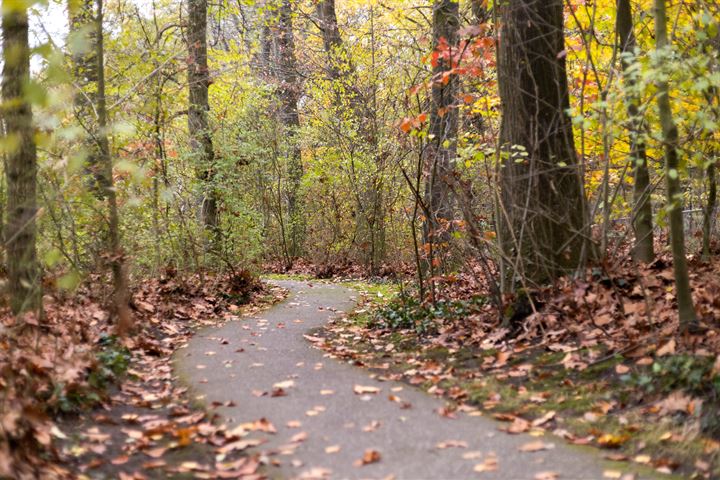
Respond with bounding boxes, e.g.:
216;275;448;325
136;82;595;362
1;0;718;329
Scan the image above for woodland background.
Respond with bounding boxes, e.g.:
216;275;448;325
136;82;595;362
2;0;720;477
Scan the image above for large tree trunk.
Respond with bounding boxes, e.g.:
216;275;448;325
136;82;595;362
654;0;697;330
497;0;587;287
187;0;218;242
275;0;304;261
95;0;132;335
422;0;459;255
2;3;41;314
617;0;654;263
315;0;346;84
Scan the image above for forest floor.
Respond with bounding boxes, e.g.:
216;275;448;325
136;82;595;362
0;270;286;479
311;257;720;480
3;257;718;479
176;279;650;480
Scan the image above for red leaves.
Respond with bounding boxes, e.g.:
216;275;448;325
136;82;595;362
399;113;428;134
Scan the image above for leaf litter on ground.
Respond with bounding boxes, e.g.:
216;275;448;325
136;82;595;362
0;269;286;479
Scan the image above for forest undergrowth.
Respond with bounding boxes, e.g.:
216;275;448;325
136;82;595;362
313;250;720;479
0;269;284;479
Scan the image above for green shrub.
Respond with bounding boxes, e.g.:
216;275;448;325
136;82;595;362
55;334;131;413
630;354;720;399
370;294;486;335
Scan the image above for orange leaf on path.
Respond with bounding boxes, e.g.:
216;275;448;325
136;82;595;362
354;449;381;467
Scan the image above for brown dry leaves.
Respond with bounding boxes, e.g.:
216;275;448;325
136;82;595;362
354;449;381;467
0;271;285;478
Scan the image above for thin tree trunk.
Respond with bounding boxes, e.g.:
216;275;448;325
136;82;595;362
275;0;303;262
152;97;164;269
95;0;131;334
703;157;716;260
315;0;385;272
701;16;719;261
187;0;218;244
367;6;386;273
422;0;459;254
2;3;41;314
68;0;104;193
654;0;697;330
617;0;654;263
497;0;588;287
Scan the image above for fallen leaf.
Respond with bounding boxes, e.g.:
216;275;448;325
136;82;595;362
299;467;332;478
495;351;510;367
532;410;556;427
353;385;380;395
435;406;457;418
598;433;629;448
234;417;276;434
142;459;166;469
535;472;559;480
217;439;262;454
462;451;483;460
656;339;676;357
273;380;296;389
657;391;692;415
111;455;129;465
473;456;498;472
144;447;167;458
436;440;468;449
506;417;530;434
354;449;381;466
519;441;555;452
362;420;381;432
271;387;288;397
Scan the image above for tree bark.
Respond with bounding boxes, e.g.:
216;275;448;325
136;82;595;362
617;0;654;263
315;0;346;84
2;3;41;314
187;0;218;242
95;0;132;334
275;0;304;261
701;18;719;261
422;0;459;253
68;0;104;193
497;0;587;287
654;0;697;330
703;157;716;260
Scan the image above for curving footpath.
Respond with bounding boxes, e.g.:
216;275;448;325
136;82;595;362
175;280;653;480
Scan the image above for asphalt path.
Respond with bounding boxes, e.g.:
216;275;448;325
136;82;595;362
175;280;651;480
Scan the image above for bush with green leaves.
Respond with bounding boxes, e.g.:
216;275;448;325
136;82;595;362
54;334;131;413
370;294;487;335
630;354;720;399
